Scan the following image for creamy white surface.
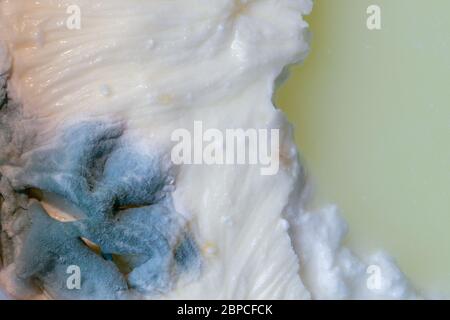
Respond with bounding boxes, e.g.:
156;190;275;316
0;0;417;299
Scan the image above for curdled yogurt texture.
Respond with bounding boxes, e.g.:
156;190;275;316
0;0;417;299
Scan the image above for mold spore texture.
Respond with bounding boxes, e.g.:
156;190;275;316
0;108;201;299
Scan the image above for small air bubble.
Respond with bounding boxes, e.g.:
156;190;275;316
145;39;155;50
221;215;233;227
279;219;289;231
99;84;112;97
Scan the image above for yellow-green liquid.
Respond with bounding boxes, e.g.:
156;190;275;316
277;0;450;296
